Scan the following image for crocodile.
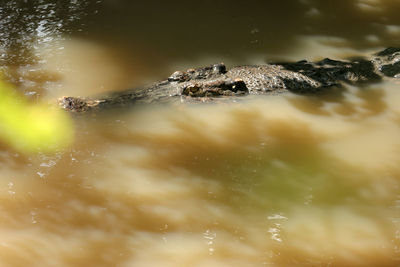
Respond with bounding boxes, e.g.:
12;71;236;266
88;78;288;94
59;47;400;113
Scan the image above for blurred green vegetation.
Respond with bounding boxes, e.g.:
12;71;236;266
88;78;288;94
0;79;74;153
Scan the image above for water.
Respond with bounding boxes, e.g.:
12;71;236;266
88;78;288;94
0;0;400;266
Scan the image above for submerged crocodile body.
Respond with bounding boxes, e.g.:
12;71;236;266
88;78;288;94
59;47;400;112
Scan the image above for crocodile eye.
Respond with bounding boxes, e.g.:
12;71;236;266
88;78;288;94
231;79;247;92
212;63;226;74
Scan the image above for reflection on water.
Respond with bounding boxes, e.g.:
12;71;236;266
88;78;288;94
0;0;99;64
1;0;400;266
2;85;400;265
0;0;101;99
287;86;388;119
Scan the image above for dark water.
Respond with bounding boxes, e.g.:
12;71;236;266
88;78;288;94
0;1;400;266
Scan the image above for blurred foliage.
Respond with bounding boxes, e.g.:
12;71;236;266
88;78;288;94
0;78;74;153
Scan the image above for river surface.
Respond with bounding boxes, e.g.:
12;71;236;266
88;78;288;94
0;0;400;266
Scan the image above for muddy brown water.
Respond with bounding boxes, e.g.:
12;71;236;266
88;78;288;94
1;0;400;266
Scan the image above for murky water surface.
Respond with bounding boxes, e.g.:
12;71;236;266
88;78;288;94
1;0;400;266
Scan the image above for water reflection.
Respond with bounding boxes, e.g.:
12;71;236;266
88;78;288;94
57;90;397;265
288;85;388;119
0;0;100;98
99;101;395;210
0;0;99;65
0;90;399;265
